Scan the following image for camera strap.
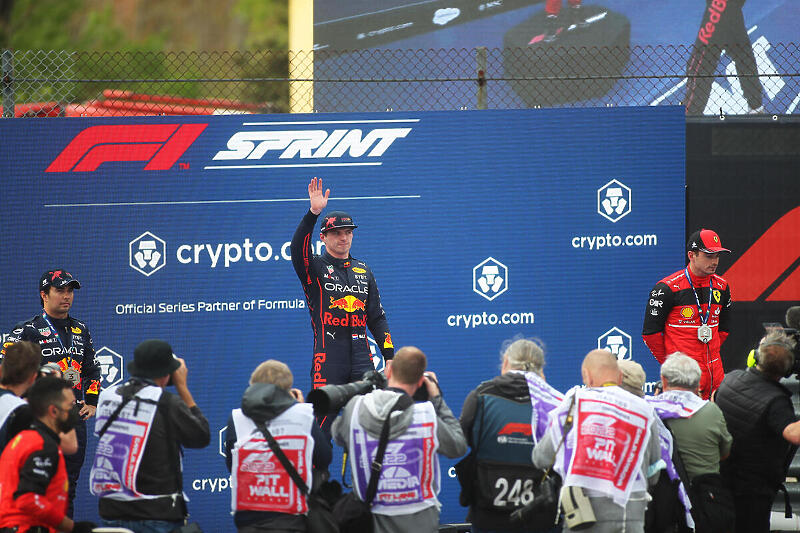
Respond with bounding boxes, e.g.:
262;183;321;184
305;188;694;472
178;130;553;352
541;394;576;483
365;393;413;504
97;380;152;438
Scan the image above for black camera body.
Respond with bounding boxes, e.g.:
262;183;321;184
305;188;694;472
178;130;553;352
306;369;438;415
786;329;800;377
307;370;387;415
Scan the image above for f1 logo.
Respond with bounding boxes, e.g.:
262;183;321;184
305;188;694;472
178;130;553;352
46;123;207;172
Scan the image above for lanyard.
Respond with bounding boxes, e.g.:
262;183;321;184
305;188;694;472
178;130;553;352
683;268;711;326
41;311;73;361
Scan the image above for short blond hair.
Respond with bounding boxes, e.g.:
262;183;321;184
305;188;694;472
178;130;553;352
391;346;427;385
249;360;293;390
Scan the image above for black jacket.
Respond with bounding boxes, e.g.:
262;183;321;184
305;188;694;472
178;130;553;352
716;368;798;497
98;380;210;521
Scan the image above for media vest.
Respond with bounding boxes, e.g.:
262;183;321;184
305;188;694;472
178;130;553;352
89;383;167;501
230;403;314;514
348;398;440;516
0;389;26;433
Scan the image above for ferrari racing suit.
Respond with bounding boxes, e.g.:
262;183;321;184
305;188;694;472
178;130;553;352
642;269;731;399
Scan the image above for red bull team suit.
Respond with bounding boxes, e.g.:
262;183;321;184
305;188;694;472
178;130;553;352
291;210;394;392
642;269;732;399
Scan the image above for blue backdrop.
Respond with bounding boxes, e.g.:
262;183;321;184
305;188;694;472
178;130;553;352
0;106;684;528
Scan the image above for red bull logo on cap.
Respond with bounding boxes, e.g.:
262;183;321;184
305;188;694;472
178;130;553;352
329;295;366;313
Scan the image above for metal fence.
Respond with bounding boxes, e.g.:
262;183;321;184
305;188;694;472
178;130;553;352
2;46;799;117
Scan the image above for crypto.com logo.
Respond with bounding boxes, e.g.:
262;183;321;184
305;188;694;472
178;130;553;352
95;346;124;387
46;124;206;172
598;327;632;360
129;232;166;276
473;257;508;301
597;179;632;223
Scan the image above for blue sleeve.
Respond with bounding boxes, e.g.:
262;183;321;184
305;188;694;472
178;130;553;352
311;423;332;470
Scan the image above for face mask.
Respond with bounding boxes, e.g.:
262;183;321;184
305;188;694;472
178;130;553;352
57;404;82;433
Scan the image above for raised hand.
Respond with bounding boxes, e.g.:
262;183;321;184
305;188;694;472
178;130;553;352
308;177;330;215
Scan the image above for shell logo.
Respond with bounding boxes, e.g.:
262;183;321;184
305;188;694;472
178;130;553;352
681;307;695;319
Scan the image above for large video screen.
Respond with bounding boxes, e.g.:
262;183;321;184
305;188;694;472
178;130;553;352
314;0;798;115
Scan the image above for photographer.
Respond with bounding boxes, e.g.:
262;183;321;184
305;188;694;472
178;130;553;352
89;339;210;532
458;337;564;533
715;330;800;532
224;360;332;532
332;346;467;532
0;341;41;450
533;350;662;532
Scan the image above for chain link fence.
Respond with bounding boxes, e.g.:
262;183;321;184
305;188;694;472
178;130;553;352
2;46;799;117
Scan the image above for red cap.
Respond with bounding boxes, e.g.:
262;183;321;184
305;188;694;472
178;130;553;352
687;229;730;253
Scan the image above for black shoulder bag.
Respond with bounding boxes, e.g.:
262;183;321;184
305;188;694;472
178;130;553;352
510;394;578;526
665;422;734;533
255;420;339;533
332;394;413;533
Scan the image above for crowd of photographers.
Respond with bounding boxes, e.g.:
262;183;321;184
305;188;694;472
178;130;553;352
1;325;798;533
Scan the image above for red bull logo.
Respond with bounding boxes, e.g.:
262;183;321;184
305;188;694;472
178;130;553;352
498;423;533;436
322;313;367;328
312;352;327;388
57;358;82;373
86;380;100;395
329;295;366;313
384;333;394;349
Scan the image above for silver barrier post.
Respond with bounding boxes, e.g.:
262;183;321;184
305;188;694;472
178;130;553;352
2;49;13;118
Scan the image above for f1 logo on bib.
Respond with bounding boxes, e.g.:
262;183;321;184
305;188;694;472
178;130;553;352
129;231;166;277
597;179;632;223
473;257;508;301
598;327;632;360
96;346;124;387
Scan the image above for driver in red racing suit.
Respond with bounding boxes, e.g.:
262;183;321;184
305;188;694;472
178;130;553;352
291;178;394;429
643;229;732;399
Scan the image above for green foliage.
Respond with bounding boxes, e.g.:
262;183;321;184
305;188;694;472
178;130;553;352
3;0;289;110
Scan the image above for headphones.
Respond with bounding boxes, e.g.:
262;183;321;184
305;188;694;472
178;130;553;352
749;336;796;377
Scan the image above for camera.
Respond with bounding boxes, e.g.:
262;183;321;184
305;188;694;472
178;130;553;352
509;473;560;524
38;362;62;379
307;370;387;415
